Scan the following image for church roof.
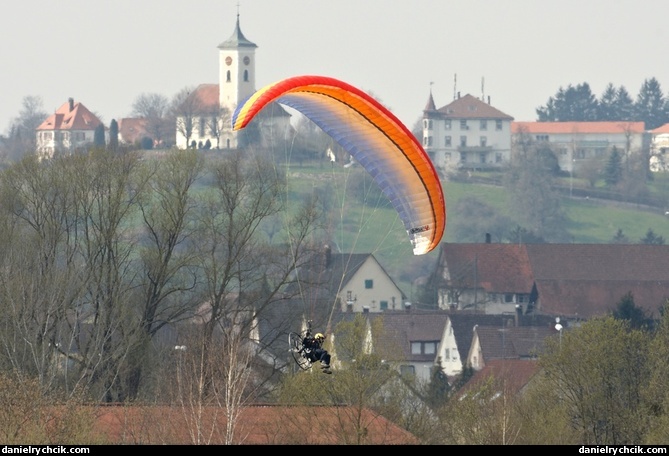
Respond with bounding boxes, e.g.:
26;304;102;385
218;14;257;49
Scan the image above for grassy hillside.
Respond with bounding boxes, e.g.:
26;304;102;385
284;163;669;299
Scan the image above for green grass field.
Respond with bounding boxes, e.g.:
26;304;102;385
283;163;669;298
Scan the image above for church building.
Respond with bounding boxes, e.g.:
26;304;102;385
175;13;290;150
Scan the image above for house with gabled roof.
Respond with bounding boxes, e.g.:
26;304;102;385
512;121;648;175
36;97;106;159
433;242;669;321
442;312;554;377
434;242;536;314
467;324;556;371
288;246;406;315
367;310;450;383
422;92;514;174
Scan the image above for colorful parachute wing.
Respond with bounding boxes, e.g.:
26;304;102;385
232;75;445;255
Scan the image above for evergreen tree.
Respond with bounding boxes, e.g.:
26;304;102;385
604;147;623;186
597;83;618;120
93;124;105;147
639;228;665;245
611;228;630;244
614;86;636;121
635;77;668;130
612;291;650;330
109;119;119;152
425;362;450;409
536;83;598;121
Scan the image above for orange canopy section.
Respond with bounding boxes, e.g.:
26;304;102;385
232;75;445;255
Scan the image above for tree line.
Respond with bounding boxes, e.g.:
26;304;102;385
536;77;669;129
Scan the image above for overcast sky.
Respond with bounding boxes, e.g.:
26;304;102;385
2;0;667;134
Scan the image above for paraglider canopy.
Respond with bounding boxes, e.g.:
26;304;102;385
232;75;445;255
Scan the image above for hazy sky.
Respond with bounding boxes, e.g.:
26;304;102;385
2;0;668;134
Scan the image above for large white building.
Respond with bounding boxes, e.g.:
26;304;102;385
35;98;106;159
512;121;647;174
175;14;290;150
422;92;514;174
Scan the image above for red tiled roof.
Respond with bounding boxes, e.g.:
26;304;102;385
189;83;220;111
437;243;534;293
436;243;669;319
458;359;539;398
651;123;669;134
117;118;148;144
92;404;418;445
37;99;103;131
512;121;646;134
435;94;513;120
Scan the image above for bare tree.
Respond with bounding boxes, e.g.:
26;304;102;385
131;93;171;147
5;95;48;160
170;87;200;149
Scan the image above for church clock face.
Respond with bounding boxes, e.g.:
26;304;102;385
225;56;232;66
243;56;250;65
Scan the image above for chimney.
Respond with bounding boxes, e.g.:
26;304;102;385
515;304;522;327
68;98;74;112
362;306;370;314
404;301;412;312
485;233;491;243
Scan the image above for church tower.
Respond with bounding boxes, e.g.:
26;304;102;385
218;13;257;115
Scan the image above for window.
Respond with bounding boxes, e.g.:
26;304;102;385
411;341;439;355
226;70;231;82
427;136;433;146
460;120;468;130
479;153;486;163
380;300;388;310
444;136;452;146
445;119;451;130
496;152;502;163
480;136;487;147
400;365;415;377
460;136;467;147
536;135;549;141
243;69;249;82
445;348;450;359
496;120;503;130
505;293;514;303
365;279;373;289
426;119;433;130
480;120;487;130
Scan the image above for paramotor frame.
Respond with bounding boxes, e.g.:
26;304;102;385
288;330;313;370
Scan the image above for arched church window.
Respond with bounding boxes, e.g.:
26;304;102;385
244;70;249;82
226;70;231;82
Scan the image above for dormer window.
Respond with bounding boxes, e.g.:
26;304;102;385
411;341;438;355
